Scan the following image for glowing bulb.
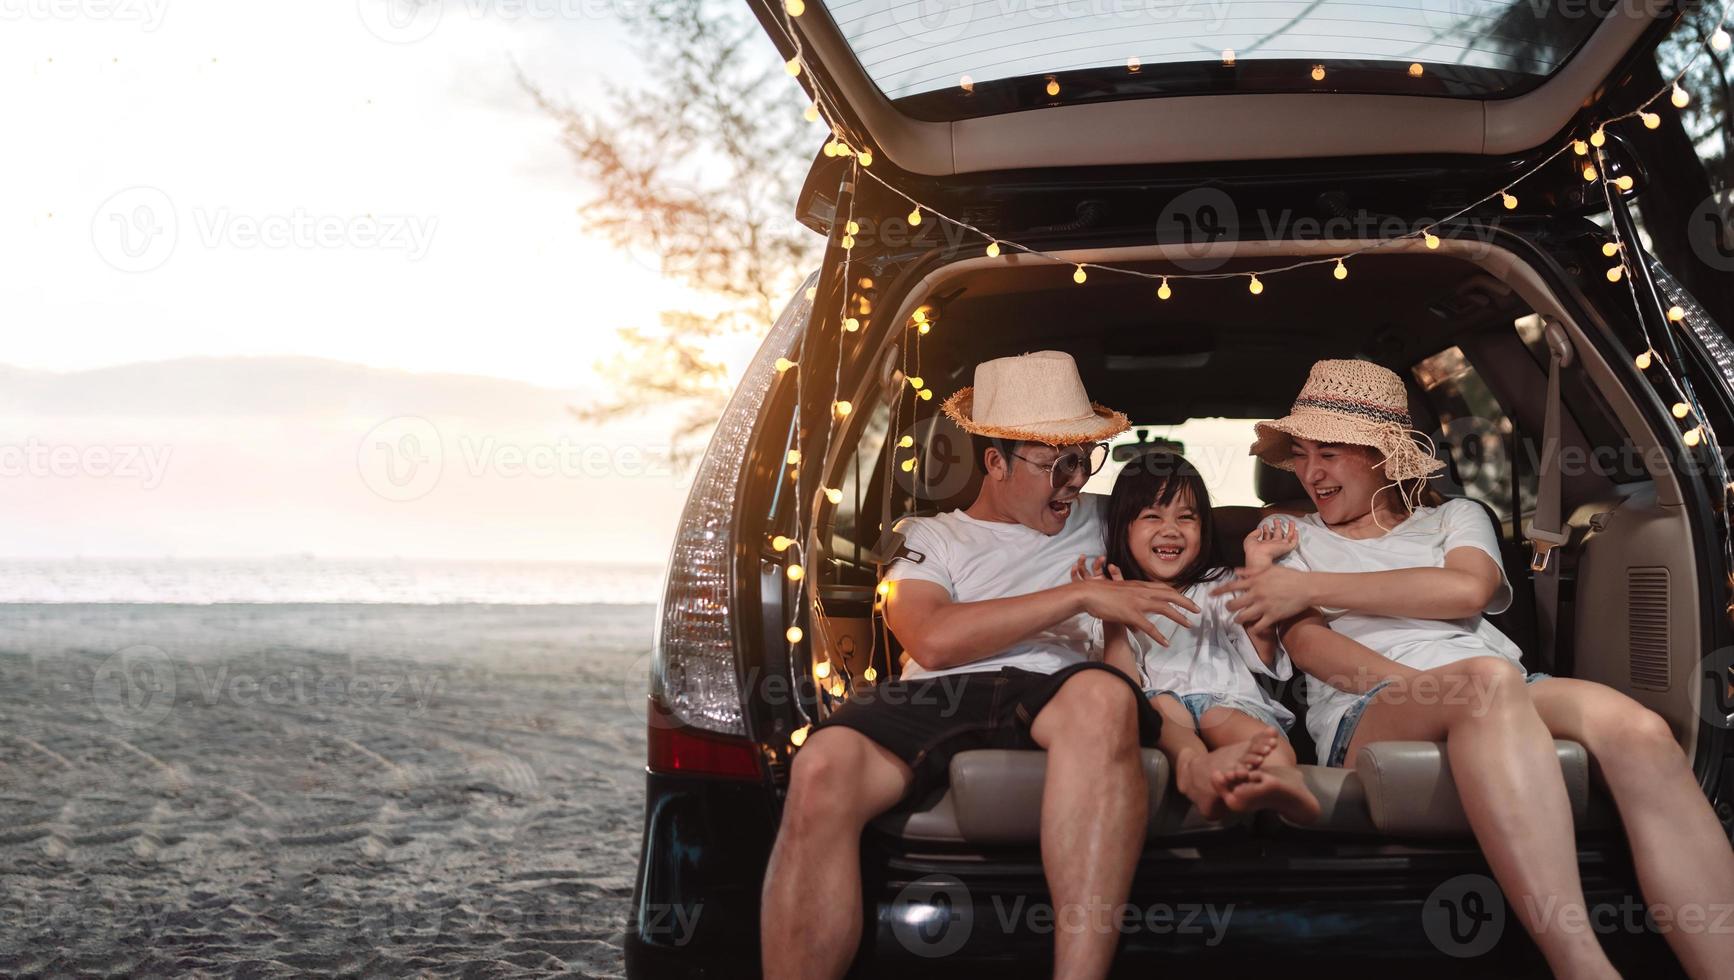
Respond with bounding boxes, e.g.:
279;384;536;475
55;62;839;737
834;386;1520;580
843;317;859;332
1425;231;1440;249
1127;56;1141;72
1502;193;1518;210
1573;139;1589;156
825;487;842;504
1607;265;1624;282
858;150;873;167
1073;265;1088;284
786;449;801;465
790;725;809;746
898;435;914;448
907;208;921;226
846;220;859;235
1311;64;1326;81
1222;48;1236;66
1602;241;1620;257
787;563;804;581
1717;29;1732;52
785;0;804;13
828;677;845;697
1333;259;1348;280
785;58;801;77
786;625;803;643
1673;84;1690;108
1642;112;1661;129
1248;274;1263;295
1636;350;1653;370
1615;175;1634;191
804;103;819;122
841;234;854;250
876;580;890;596
771;535;793;551
1582;164;1598;181
908;376;924;389
911;308;928;325
985;240;1000;258
822;141;836;158
814;660;830;678
900;457;915;472
862;667;877;682
775;357;796;372
1045;77;1060;97
1668;305;1686;322
918;323;931;335
1157;277;1172;300
918;388;932;400
1590;128;1606;147
834;400;852;417
960;74;974;93
1686;426;1704;447
1408;62;1424;77
1673;402;1691;419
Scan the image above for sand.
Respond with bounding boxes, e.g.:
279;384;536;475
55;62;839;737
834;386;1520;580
0;603;656;978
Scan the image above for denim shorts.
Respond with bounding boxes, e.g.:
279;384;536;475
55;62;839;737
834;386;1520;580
1324;670;1553;768
1146;689;1289;736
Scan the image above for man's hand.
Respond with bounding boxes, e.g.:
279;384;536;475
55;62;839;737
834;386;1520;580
1212;564;1314;634
1066;556;1199;647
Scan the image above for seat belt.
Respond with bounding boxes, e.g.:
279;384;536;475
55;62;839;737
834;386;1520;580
1524;318;1574;671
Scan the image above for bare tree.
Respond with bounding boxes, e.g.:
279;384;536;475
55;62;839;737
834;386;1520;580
519;0;821;448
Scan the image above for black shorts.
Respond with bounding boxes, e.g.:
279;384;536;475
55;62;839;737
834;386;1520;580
809;661;1164;805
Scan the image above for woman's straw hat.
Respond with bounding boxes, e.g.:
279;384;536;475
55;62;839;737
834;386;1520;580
1250;359;1446;481
941;351;1130;445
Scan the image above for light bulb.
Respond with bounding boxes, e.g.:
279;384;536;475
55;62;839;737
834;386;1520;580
1643;112;1661;129
805;286;817;301
1502;193;1518;210
1582;164;1597;181
1615;175;1634;191
1248;274;1263;295
790;725;809;747
908;376;924;389
1636;350;1653;370
785;0;804;14
900;457;915;472
898;435;914;448
1222;48;1235;65
1157;277;1172;300
985;240;1000;258
1668;305;1686;322
846;220;859;235
786;625;803;642
771;535;793;551
804;103;819;122
911;308;928;325
843;317;859;332
876;580;891;596
1607;265;1624;282
918;323;931;335
1333;259;1348;280
858;150;873;167
862;667;878;682
959;74;974;93
1602;241;1620;257
814;660;830;678
918;388;932;400
787;563;804;581
786;449;801;465
785;58;801;77
841;234;854;250
1045;77;1060;96
1673;84;1689;108
1311;64;1326;81
1589;128;1606;147
907;208;921;226
775;357;796;372
1408;62;1424;77
1716;29;1732;52
1686;426;1704;447
1425;231;1441;249
1128;56;1141;72
825;487;842;504
1673;402;1691;419
1073;265;1088;284
1573;139;1589;156
834;400;852;417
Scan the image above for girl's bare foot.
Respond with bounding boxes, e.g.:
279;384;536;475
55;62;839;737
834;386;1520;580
1178;738;1263;820
1218;731;1322;826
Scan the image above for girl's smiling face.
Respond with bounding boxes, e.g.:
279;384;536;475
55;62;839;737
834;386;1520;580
1125;487;1203;582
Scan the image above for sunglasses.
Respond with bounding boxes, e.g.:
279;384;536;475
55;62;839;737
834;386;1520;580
1009;443;1111;489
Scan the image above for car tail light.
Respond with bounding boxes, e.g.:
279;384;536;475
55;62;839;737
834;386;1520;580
650;274;817;739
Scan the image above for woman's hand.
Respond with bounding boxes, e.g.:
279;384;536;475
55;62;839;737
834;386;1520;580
1242;516;1298;569
1211;564;1314;633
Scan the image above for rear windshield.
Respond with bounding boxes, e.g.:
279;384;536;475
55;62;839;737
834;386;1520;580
827;0;1614;119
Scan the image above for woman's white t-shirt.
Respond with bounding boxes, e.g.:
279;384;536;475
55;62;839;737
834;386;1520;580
1280;497;1523;751
1111;577;1296;731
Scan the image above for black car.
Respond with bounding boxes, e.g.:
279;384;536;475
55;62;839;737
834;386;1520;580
628;0;1734;973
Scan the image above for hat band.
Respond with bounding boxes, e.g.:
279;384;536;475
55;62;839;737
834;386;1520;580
1292;394;1412;428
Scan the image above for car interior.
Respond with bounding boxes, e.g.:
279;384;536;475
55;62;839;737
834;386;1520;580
803;238;1705;847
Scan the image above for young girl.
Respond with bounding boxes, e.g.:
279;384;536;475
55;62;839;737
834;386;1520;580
1077;450;1319;824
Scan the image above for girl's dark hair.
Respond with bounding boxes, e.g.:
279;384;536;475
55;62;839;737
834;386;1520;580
1103;450;1226;591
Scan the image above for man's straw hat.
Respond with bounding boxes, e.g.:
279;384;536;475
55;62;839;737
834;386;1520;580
1250;358;1446;481
941;351;1129;445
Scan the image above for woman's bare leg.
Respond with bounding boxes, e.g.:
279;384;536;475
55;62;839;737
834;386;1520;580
1343;657;1617;979
1529;678;1734;979
1149;693;1263;820
1197;707;1320;824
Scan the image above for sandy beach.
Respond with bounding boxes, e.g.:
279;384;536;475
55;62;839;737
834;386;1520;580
0;602;655;978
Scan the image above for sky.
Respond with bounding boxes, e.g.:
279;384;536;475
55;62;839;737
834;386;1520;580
2;0;807;567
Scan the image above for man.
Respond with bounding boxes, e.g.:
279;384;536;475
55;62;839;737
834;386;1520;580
760;351;1203;980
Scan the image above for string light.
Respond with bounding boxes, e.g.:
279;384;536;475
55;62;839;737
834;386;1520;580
862;666;877;682
1248;274;1264;295
786;449;801;465
1614;175;1634;191
1128;56;1142;73
907;207;922;226
1589;128;1606;147
900;457;915;472
858;150;873;167
1311;65;1326;81
787;563;804;581
1636;350;1654;370
1157;277;1172;300
876;581;890;596
1333;259;1348;280
1674;401;1693;419
1408;63;1424;77
790;725;809;746
1687;426;1705;447
959;74;974;93
985;240;1001;257
898;435;914;448
1221;48;1235;66
785;58;801;77
918;388;932;400
775;357;797;372
834;399;852;417
1716;28;1732;52
784;0;804;13
1669;305;1687;322
1582;163;1598;181
1643;112;1661;129
1673;83;1691;108
771;535;793;552
908;376;924;389
1502;192;1518;209
1607;265;1624;282
804;286;816;301
786;625;804;642
1073;265;1088;284
1574;139;1589;155
804;103;819;122
825;487;843;504
814;661;830;678
843;316;860;332
1425;231;1440;249
1045;77;1060;97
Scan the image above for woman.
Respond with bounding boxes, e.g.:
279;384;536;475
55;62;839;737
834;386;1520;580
1216;358;1733;979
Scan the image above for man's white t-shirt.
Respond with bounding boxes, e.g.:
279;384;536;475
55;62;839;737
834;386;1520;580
884;495;1107;680
1113;577;1296;731
1281;497;1523;751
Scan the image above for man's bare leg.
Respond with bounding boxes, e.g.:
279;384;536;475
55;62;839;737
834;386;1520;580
761;727;913;980
1530;678;1734;979
1027;670;1147;980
